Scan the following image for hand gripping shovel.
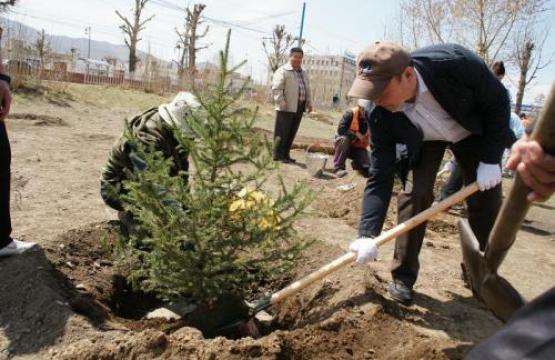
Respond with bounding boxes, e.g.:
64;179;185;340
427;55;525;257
220;182;480;335
459;84;555;321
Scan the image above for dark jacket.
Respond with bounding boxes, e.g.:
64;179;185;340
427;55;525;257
359;43;512;237
337;108;369;142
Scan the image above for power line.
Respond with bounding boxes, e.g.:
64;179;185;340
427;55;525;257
149;0;279;36
9;8;175;50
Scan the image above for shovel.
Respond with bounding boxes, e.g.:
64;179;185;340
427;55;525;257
220;182;480;335
459;84;555;321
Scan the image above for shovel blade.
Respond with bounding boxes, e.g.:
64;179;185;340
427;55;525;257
458;219;525;321
481;273;525;322
458;219;485;296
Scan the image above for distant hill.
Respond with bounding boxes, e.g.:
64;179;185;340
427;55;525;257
0;17;168;66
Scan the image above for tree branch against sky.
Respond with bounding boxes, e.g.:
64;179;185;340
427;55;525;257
512;14;554;113
262;24;295;73
115;0;155;73
4;0;555;102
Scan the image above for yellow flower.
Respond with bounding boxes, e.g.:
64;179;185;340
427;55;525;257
229;187;281;230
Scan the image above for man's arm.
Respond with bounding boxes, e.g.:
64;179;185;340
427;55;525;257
461;46;511;164
0;48;12;121
337;110;356;139
358;109;397;237
271;67;287;111
303;71;313;112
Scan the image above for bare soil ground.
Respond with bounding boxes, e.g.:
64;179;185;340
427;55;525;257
1;82;554;359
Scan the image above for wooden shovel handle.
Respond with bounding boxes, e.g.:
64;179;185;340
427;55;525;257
270;182;479;305
485;84;555;271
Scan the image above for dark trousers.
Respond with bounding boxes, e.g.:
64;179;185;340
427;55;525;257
392;137;502;288
439;161;464;201
333;135;370;173
0;121;12;248
273;101;305;160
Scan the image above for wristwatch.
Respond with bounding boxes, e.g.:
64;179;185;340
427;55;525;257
0;74;10;85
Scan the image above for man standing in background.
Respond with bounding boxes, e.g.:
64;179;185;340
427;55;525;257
271;47;313;163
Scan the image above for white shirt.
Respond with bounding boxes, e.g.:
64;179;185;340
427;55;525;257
400;69;471;143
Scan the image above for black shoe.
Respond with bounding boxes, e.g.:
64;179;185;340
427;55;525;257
287;157;297;163
388;280;413;304
280;158;293;164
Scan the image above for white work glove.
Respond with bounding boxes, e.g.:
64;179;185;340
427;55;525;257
476;162;502;191
349;237;378;264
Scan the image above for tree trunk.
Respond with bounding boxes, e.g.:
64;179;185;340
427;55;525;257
515;42;533;114
129;42;137;73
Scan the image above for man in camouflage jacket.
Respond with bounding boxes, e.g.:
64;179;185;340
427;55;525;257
100;92;199;216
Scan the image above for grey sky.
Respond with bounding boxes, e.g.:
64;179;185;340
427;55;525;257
5;0;555;103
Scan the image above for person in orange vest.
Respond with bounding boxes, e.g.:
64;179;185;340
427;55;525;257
333;99;374;177
519;112;530;129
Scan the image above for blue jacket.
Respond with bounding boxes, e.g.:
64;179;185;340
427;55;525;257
359;43;513;237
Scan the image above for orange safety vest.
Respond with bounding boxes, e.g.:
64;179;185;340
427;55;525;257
350;107;370;149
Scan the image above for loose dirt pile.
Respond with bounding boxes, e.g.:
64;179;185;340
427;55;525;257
1;221;474;359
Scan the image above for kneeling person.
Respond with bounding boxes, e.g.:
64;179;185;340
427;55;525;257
100;92;200;232
333;99;373;177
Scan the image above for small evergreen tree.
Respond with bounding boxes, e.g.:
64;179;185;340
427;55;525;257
116;30;312;305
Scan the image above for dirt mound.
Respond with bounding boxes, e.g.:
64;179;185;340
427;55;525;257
0;218;499;359
49;225;461;359
55;309;457;360
306;112;335;126
253;127;335;154
9;112;67;126
0;222;472;359
0;245;95;358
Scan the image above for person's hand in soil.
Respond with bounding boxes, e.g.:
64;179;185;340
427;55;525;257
349;237;378;264
506;136;555;202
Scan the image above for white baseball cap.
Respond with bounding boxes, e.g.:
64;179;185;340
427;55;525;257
159;92;201;135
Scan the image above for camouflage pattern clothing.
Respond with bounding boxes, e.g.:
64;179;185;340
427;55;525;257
100;107;190;211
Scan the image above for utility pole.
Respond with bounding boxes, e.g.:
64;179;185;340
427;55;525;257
84;26;91;82
85;26;91;58
298;2;306;48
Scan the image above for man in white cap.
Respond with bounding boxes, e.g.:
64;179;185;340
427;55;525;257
100;92;200;230
347;42;514;304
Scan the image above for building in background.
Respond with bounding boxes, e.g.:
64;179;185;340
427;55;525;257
303;51;356;108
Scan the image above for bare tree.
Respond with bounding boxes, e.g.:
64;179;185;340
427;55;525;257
174;22;189;77
0;0;16;11
400;0;545;64
185;3;209;76
115;0;154;73
512;19;554;113
401;0;449;47
451;0;542;63
262;25;295;73
0;0;16;42
34;29;51;72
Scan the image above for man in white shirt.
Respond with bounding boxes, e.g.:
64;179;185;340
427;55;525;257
347;42;513;303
